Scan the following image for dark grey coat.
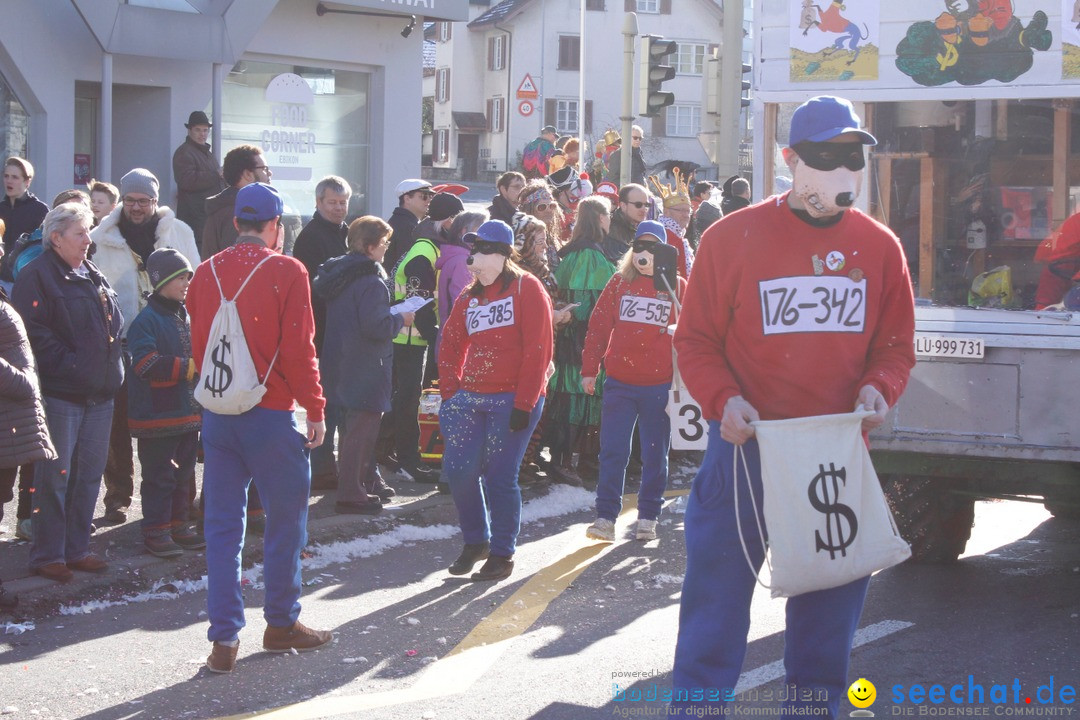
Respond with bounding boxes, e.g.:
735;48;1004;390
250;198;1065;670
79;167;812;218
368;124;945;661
0;291;55;468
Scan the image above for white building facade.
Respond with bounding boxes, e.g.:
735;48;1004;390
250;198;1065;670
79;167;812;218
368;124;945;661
427;0;726;182
0;0;468;220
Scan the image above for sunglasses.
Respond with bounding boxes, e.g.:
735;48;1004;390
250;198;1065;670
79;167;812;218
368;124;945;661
632;239;659;252
793;141;866;172
533;202;553;212
623;200;649;209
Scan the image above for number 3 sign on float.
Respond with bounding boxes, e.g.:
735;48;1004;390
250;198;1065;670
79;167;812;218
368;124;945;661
667;383;709;451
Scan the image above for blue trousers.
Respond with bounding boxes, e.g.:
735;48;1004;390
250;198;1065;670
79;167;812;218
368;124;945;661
138;430;198;532
30;397;113;569
596;377;670;522
671;424;870;719
440;391;543;558
201;407;312;643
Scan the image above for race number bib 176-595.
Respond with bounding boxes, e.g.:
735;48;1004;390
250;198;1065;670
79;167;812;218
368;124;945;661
619;295;672;327
466;296;515;335
758;276;866;335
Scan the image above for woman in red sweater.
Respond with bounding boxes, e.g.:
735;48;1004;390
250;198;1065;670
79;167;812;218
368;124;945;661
438;220;553;582
580;220;686;543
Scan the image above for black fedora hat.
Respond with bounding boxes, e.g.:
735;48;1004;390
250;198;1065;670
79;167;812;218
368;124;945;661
185;110;212;128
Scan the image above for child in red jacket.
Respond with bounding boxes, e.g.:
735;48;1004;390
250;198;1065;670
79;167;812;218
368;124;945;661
438;220;553;582
580;220;686;542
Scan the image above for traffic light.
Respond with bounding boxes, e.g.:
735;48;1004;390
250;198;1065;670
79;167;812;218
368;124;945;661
638;35;676;118
740;61;752;108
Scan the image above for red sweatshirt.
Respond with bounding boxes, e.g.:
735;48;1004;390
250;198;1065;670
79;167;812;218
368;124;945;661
188;240;326;422
673;193;915;422
581;273;687;385
439;272;553;412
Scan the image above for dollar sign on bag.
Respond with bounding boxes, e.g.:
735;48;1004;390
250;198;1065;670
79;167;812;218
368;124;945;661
808;462;858;559
205;336;233;398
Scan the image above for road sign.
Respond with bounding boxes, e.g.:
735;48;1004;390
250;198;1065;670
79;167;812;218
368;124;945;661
516;74;538;99
518;100;534;117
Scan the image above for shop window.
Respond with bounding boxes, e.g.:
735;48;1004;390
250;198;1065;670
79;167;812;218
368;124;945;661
0;71;29;163
221;60;370;218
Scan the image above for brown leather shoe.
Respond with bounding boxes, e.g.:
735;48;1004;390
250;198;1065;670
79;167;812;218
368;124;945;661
206;641;238;673
68;554;108;573
262;621;333;652
33;562;73;583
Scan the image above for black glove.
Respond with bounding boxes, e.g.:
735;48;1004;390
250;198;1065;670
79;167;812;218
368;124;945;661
509;407;530;432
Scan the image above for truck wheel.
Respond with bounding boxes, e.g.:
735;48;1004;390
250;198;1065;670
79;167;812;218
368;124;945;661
880;475;975;563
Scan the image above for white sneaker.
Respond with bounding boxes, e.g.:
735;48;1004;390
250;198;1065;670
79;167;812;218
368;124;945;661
585;518;615;542
636;519;658;541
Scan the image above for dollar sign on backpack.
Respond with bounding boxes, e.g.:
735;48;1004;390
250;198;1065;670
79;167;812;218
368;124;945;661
194;255;280;414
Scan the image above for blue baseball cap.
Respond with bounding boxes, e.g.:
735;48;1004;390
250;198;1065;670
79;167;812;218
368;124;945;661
789;96;877;147
465;219;514;246
235;182;284;222
635;219;666;242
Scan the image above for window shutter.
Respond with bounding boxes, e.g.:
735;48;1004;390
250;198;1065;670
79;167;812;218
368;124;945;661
435;71;442;103
446;69;451;103
624;0;634;11
488;37;495;70
446;22;452;41
487;99;495;132
653;111;667;138
545;99;557;128
499;37;507;69
659;0;671;14
585;100;593;135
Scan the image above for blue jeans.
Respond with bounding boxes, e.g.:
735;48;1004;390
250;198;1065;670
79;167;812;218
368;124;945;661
671;425;870;718
201;407;312;643
31;397;114;569
440;391;543;558
596;377;671;522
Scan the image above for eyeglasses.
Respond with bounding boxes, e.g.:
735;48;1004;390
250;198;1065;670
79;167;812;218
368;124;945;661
623;200;648;209
632;136;643;141
253;165;270;172
415;191;434;200
122;197;154;208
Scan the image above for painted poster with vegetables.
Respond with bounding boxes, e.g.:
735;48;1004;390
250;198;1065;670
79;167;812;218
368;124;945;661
1064;0;1080;78
790;1;880;82
896;1;1051;86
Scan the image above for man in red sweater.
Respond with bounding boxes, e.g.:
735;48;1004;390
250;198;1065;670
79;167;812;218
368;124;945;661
670;96;915;717
188;183;331;674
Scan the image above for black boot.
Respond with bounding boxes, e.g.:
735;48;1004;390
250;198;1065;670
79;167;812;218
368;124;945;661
448;542;490;576
470;554;514;582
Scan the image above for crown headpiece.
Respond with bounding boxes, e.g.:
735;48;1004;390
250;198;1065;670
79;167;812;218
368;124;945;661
649;166;692;209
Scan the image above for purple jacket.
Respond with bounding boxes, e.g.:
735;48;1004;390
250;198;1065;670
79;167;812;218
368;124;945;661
434;241;473;343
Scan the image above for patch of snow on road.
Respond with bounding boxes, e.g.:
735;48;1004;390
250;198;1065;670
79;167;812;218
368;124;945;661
519;485;594;523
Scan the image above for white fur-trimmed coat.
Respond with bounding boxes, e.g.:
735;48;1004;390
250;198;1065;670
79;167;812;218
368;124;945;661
91;204;199;336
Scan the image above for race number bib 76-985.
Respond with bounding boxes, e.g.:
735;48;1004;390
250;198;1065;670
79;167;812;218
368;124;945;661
466;296;515;335
759;276;866;335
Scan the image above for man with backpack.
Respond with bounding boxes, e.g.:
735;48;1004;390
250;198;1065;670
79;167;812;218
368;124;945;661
187;182;331;674
521;125;558;180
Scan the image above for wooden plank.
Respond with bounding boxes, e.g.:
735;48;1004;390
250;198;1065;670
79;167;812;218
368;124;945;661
872;155;892;226
1052;101;1071;226
919;157;935;299
995;99;1008;140
763;103;777;197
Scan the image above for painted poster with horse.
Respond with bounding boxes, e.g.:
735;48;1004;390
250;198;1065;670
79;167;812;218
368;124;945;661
791;1;880;82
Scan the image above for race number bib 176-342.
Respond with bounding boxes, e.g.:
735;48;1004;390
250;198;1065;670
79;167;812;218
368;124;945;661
619;295;672;327
466;296;515;335
758;275;866;335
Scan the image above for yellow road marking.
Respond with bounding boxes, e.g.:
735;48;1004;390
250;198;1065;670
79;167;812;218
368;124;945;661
217;488;690;719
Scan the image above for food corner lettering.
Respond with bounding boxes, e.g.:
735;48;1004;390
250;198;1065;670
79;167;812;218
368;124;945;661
262;103;316;161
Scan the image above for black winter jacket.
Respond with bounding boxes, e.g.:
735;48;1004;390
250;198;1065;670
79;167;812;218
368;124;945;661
0;289;55;468
12;250;125;404
293;211;348;354
385;206;421;272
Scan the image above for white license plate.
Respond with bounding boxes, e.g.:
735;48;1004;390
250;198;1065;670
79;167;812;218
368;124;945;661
914;334;985;359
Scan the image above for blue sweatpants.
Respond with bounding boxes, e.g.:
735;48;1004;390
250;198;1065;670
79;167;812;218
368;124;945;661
201;407;312;643
596;377;671;522
439;391;543;558
671;423;870;718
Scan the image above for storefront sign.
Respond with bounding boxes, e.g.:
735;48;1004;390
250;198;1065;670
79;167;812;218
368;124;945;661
261;73;316;182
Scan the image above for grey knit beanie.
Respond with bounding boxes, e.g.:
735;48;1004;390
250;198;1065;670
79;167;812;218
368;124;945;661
146;248;193;292
120;168;160;200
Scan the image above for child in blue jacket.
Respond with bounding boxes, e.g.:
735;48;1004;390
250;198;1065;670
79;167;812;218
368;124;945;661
127;248;203;557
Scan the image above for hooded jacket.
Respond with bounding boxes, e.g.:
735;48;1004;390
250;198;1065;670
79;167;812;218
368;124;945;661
314;252;403;412
91;204;199;337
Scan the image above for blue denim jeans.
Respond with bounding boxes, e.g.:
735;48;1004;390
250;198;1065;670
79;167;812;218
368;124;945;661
31;397;114;569
440;391;543;558
201;407;312;643
671;426;870;718
596;377;671;522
